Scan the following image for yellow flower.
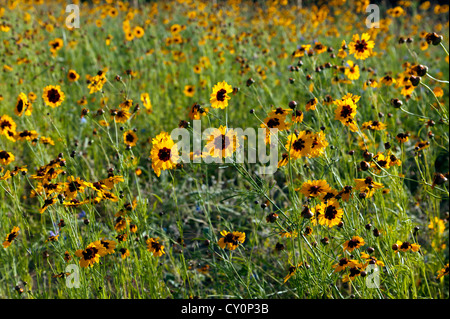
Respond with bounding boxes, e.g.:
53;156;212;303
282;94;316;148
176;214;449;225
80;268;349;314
183;85;195;97
150;132;179;177
75;242;106;268
343;236;365;252
67;69;80;82
345;60;360;80
123;130;138;147
146;237;165;257
298;180;331;198
2;226;19;248
0;150;15;166
15;92;31;116
205;126;240;159
436;264;449;279
315;199;344;228
218;230;245;250
42;85;65;108
210;81;233;109
348;33;374;60
285;131;312;159
141;93;152;112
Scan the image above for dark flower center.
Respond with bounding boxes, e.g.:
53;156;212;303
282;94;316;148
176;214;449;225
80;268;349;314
214;134;231;150
355;40;368;53
216;89;227;102
378;160;388;167
158;147;172;162
0;151;10;160
47;89;61;103
151;241;162;252
349;267;361;277
82;247;98;260
7;232;18;242
274;107;284;115
348;239;360;248
364;177;373;185
17;99;24;113
400;242;410;250
69;181;81;193
0;120;12;130
101;240;110;249
267;118;280;128
339;258;349;266
292;138;306;152
324;205;338;220
309;185;321;195
126;133;135;143
340;105;353;118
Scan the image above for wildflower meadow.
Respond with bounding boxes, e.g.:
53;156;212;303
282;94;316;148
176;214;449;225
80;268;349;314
0;0;449;305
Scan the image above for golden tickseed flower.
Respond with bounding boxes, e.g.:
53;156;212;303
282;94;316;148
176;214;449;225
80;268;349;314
313;42;327;54
15;92;32;116
436;264;449;279
337;185;353;202
210;81;233;109
361;120;387;131
349;33;374;60
332;257;358;272
298;180;332;198
354;176;384;198
49;38;63;56
15;130;38;141
205;126;240;159
371;153;391;172
315;199;344;228
360;252;385;268
146;237;165;257
396;132;410;143
394;240;421;253
120;248;130;259
380;75;396;86
98;239;117;255
74;242;106;268
284;263;303;283
262;114;290;131
414;141;430;152
183;85;195;97
67;69;80;82
0;150;15;166
141;93;152;113
0;115;17;135
343;236;365;252
64;251;72;262
345;60;360;80
342;265;364;283
286;131;312;159
305;97;318;111
188;103;208;120
292;110;304;123
218;230;245;250
2;226;19;248
114;215;128;232
387;6;405;17
42;85;65;108
111;108;131;123
123;130;138;147
87;73;107;94
133;26;144;38
150;132;179;177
